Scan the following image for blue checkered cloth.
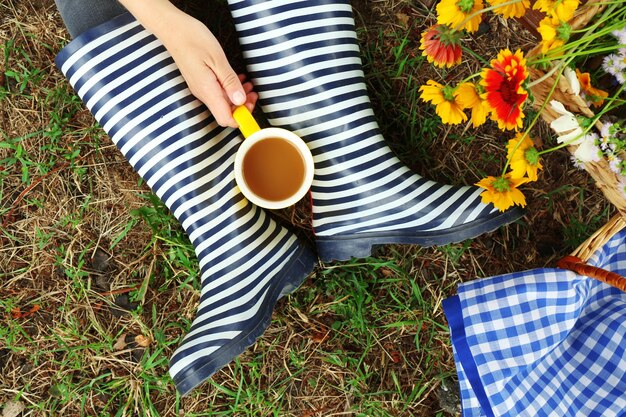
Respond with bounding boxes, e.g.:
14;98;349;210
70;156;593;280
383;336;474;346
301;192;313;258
444;230;626;417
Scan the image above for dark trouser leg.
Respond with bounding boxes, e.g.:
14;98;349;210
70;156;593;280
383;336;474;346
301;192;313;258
54;0;127;38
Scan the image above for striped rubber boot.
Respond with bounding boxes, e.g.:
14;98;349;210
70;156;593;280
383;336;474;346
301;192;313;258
55;13;316;395
227;0;524;262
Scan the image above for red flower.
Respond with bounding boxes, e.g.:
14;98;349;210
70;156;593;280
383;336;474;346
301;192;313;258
419;25;463;68
480;49;529;130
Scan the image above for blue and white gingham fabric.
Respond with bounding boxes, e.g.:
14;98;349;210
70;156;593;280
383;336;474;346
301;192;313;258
443;229;626;417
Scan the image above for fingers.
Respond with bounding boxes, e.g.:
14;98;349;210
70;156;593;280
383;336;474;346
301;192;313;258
239;74;258;113
157;16;254;128
186;53;257;127
244;91;259;113
195;67;257;128
189;71;258;128
210;52;246;108
189;68;240;128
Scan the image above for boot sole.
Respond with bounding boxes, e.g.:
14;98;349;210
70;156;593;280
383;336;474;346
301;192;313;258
172;243;317;395
316;207;524;262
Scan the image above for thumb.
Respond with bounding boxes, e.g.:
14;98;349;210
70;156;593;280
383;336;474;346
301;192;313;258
213;58;246;106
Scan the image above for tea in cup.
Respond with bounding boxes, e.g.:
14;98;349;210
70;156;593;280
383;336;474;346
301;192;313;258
233;105;314;209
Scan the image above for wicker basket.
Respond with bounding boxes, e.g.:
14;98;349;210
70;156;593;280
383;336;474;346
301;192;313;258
523;1;626;291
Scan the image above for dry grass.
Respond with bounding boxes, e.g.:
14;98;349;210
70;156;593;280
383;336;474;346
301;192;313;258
0;0;615;416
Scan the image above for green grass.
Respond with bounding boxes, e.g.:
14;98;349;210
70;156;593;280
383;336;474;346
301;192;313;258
1;1;618;416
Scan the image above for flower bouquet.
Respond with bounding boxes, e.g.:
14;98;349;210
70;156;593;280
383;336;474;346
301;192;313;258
419;0;626;273
525;1;626;262
420;4;626;414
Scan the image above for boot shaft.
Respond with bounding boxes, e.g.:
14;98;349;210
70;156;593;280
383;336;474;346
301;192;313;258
56;12;315;394
228;0;385;148
225;0;524;260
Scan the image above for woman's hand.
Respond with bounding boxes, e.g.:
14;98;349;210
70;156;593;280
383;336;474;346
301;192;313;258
119;0;256;128
160;15;258;127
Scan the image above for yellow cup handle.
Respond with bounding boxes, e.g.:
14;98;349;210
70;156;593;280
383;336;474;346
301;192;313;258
233;105;261;139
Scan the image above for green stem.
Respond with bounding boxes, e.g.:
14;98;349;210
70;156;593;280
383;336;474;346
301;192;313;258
538;35;624;64
537;134;584;155
526;60;567;88
527;2;622;66
457;71;482;85
601;97;626;107
556;44;625;58
527;48;579;89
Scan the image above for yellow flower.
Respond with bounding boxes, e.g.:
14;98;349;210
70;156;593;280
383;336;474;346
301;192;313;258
486;0;529;18
537;16;571;54
533;0;579;21
437;0;484;33
419;80;468;125
476;174;529;212
456;82;489;127
506;133;543;181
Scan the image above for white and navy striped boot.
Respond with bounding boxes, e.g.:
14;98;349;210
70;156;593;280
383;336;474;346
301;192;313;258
55;13;316;395
227;0;525;262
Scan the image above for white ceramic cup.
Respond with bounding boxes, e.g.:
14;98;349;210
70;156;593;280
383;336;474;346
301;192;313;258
233;106;314;210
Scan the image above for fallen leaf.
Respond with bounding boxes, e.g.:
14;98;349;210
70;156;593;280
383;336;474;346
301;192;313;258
130;347;145;363
292;307;310;324
134;335;151;347
380;267;394;277
396;12;410;27
2;400;25;417
10;304;40;319
113;334;127;351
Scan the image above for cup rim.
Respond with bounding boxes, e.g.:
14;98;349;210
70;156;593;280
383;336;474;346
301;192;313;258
234;127;314;210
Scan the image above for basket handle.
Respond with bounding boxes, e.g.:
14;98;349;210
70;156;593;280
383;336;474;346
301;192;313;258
556;255;626;292
555;214;626;293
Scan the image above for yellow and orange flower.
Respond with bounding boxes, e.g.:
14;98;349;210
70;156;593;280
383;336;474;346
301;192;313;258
436;0;484;33
506;133;543;181
480;49;529;131
476;174;529;211
419;80;468;125
533;0;580;22
576;69;609;108
456;82;490;127
420;25;463;68
486;0;529;18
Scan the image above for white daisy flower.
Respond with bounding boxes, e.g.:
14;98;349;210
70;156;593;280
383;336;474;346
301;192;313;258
611;27;626;45
607;153;622;174
570;155;585;170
